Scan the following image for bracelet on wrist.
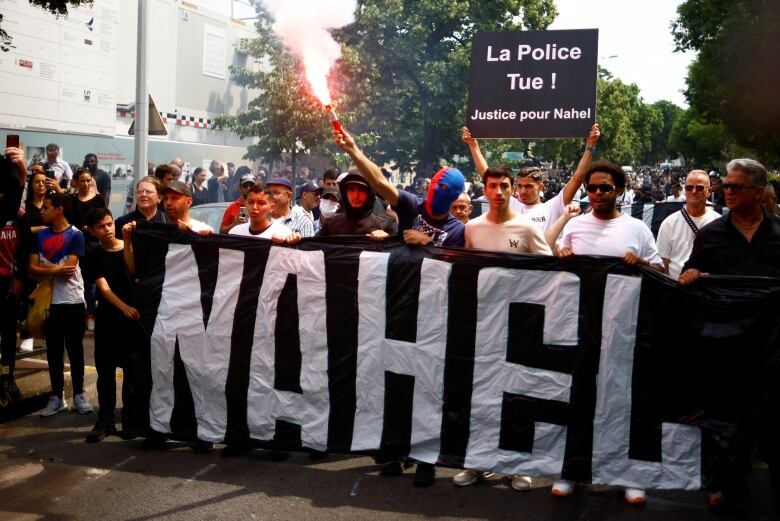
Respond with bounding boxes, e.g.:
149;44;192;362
585;145;597;152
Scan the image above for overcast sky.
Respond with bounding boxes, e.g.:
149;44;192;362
549;0;695;107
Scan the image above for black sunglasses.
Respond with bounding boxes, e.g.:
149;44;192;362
684;184;707;192
586;183;616;194
722;183;757;193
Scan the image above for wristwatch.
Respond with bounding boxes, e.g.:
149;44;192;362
585;145;597;152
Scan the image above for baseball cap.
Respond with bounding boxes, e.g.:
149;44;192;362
319;186;341;201
266;177;293;191
300;181;318;193
341;172;369;188
162;180;192;198
336;172;349;184
240;173;256;185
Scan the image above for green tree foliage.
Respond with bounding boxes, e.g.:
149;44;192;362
672;0;780;160
1;1;92;51
668;108;729;166
528;68;670;168
649;100;683;163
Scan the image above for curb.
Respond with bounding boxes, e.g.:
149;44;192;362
0;363;98;423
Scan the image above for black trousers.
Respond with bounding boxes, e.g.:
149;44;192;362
46;303;85;398
0;277;21;372
94;315;135;422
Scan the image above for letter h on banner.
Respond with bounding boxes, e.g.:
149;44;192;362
466;268;580;476
246;247;330;452
351;252;452;463
149;244;243;442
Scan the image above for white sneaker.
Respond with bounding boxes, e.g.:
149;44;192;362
40;396;67;417
86;317;95;332
551;479;575;497
452;469;494;486
624;487;647;505
19;338;34;352
510;474;533;491
73;394;94;414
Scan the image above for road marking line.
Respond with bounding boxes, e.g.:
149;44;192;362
350;477;362;496
88;455;136;480
184;464;216;484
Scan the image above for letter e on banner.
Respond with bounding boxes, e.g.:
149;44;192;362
465;268;580;476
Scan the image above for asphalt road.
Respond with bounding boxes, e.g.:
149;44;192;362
0;383;776;521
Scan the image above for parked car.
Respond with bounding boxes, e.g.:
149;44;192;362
188;202;230;233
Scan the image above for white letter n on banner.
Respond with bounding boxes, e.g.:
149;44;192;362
465;268;580;476
351;251;451;463
149;244;243;442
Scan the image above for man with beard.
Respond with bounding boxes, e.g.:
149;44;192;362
555;160;664;505
316;172;396;238
83;154;111;207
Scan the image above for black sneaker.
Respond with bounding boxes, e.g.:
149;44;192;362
142;431;168;450
191;440;214;454
270;450;291;462
86;418;116;443
221;443;251;458
381;460;404;477
413;463;436;487
309;449;329;461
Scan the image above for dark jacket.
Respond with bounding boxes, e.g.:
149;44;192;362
317;172;397;237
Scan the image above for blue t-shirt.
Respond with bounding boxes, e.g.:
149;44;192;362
33;225;86;304
394;190;465;247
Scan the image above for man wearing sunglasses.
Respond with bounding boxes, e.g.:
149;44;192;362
656;170;719;279
679;158;780;511
554;160;663;505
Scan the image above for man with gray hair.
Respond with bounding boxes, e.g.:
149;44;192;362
655;170;719;279
680;158;780;511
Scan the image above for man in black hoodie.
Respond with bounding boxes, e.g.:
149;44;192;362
316;171;397;238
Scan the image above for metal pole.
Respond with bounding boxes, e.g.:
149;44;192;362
133;0;149;192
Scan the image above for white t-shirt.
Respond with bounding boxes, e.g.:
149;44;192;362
508;191;565;232
666;194;686;202
229;220;292;239
181;217;213;234
465;213;552;255
655;207;719;279
560;212;662;265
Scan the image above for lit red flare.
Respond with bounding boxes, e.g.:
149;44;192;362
325;104;343;133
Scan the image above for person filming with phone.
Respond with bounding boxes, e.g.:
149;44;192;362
219;173;256;234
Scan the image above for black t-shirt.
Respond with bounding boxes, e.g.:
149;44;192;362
68;194;105;230
87;246;136;320
93;169;111;200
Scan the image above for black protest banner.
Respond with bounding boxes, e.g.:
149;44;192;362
466;29;598;138
127;225;780;491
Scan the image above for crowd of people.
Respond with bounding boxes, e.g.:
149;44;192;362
0;120;779;514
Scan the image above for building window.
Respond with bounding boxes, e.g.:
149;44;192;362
202;25;226;79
